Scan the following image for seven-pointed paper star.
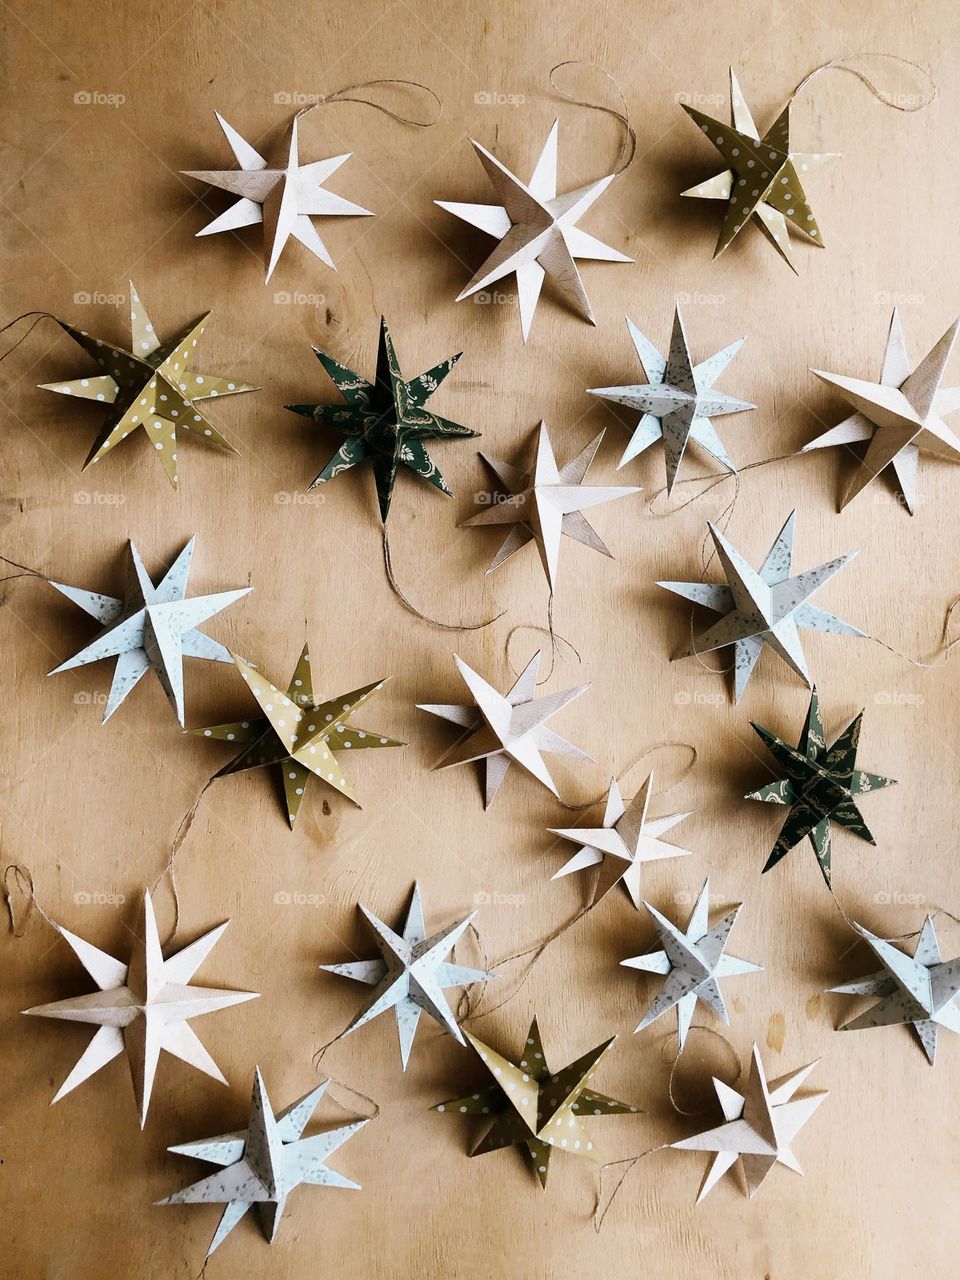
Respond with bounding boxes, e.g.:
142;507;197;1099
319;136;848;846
803;308;960;513
182;113;372;282
829;917;960;1064
549;774;693;908
190;643;403;829
587;306;755;494
286;316;478;523
158;1067;367;1257
24;890;258;1128
680;67;838;271
418;651;592;807
434;1016;637;1188
436;119;631;341
461;421;639;593
657;510;865;702
746;687;896;887
39;282;256;487
671;1044;827;1201
321;882;494;1070
48;536;251;725
621;878;762;1050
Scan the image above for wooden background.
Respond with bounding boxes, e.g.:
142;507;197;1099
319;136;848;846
2;1;959;1276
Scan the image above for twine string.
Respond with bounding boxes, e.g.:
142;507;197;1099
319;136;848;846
548;61;637;175
660;1026;742;1117
593;1147;669;1233
382;529;505;632
322;1073;381;1122
3;863;57;937
0;311;57;366
792;53;937;112
293;78;442;127
151;777;216;951
0;553;46;586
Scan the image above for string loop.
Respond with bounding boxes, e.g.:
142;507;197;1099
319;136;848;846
382;529;505;631
792;53;936;113
548;61;637;175
293;78;441;127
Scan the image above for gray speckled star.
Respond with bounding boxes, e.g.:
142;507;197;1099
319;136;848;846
158;1068;368;1257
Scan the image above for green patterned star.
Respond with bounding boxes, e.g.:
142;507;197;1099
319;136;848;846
745;688;896;886
286;317;478;522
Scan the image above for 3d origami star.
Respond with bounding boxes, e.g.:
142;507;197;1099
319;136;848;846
587;306;755;494
803;309;960;513
418;651;592;807
191;643;403;829
621;879;762;1050
746;688;896;887
461;422;639;593
657;510;865;702
829;917;960;1064
671;1044;827;1200
680;67;838;271
287;317;477;522
321;882;495;1070
48;536;251;725
158;1068;367;1256
24;890;258;1127
39;282;256;486
549;774;693;908
436;120;631;341
433;1016;637;1187
182;113;372;281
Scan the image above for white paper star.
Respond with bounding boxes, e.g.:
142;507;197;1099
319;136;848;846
24;890;258;1127
622;878;762;1049
549;775;693;908
47;536;250;725
158;1068;367;1256
418;650;592;807
183;113;373;282
320;883;495;1070
436;120;631;341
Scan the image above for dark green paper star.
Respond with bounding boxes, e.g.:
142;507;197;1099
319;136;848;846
745;688;896;887
286;317;478;523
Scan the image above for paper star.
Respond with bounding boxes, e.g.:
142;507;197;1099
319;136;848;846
24;890;257;1127
671;1044;827;1200
461;422;639;593
587;306;755;494
321;882;494;1070
803;309;960;513
621;878;762;1050
433;1016;637;1188
549;774;693;908
286;317;478;523
829;917;960;1064
48;536;251;725
657;510;865;702
190;643;403;829
182;113;372;282
436;120;631;341
158;1068;367;1256
418;651;592;808
39;282;256;487
680;67;838;271
746;688;896;887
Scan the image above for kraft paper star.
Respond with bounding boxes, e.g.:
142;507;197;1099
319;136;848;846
48;536;251;725
158;1068;368;1257
39;282;256;487
321;883;495;1070
829;917;960;1064
680;67;838;271
433;1016;637;1188
182;113;372;281
418;651;592;807
671;1044;827;1201
657;511;865;702
746;688;896;887
803;309;960;513
621;879;762;1050
436;120;631;341
190;643;403;829
549;774;693;908
286;317;478;523
461;422;640;593
587;306;755;494
24;890;258;1127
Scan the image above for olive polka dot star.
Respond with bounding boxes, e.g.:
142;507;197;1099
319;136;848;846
39;282;256;487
